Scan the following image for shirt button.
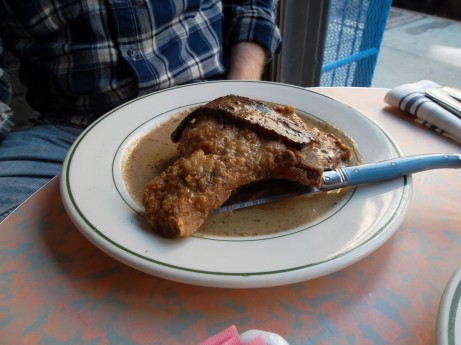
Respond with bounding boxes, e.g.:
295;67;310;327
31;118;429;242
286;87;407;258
128;49;138;60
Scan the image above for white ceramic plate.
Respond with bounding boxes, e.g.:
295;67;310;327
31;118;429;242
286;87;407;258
61;81;412;288
240;329;288;345
437;266;461;345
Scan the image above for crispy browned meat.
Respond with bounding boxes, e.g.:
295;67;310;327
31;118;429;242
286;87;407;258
143;95;352;238
172;95;315;148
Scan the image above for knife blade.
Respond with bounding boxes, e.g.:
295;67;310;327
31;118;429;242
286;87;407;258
426;87;461;118
213;153;461;213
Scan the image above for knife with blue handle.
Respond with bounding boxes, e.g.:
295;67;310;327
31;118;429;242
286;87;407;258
214;153;461;213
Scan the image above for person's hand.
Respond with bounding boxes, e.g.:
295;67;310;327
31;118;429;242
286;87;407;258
226;41;266;80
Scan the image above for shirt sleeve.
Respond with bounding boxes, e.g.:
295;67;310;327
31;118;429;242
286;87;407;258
222;0;282;59
0;39;14;141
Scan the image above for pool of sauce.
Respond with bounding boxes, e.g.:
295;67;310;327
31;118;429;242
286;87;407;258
122;106;360;237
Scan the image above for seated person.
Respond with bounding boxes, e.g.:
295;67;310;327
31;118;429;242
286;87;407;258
0;0;282;221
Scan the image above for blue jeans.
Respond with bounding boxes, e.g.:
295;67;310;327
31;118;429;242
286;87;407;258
0;125;84;221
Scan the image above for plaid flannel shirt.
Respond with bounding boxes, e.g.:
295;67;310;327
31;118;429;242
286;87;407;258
0;0;281;140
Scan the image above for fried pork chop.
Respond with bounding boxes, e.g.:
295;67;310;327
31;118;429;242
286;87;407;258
143;95;352;238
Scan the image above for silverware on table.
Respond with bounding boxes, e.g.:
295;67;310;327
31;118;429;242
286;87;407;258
426;87;461;118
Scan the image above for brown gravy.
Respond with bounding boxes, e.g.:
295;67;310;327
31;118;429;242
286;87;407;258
122;106;360;237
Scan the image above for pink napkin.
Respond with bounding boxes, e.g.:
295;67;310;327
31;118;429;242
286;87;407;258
200;325;267;345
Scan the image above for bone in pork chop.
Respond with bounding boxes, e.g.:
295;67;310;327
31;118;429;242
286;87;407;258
143;95;352;238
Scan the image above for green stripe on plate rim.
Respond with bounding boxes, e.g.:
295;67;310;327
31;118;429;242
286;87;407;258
448;278;461;345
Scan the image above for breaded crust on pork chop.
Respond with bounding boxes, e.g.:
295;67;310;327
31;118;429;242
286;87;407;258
143;95;352;238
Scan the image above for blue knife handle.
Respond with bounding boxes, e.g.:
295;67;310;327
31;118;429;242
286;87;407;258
321;153;461;190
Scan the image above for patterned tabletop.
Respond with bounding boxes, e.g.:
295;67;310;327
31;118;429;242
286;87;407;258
1;87;460;344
